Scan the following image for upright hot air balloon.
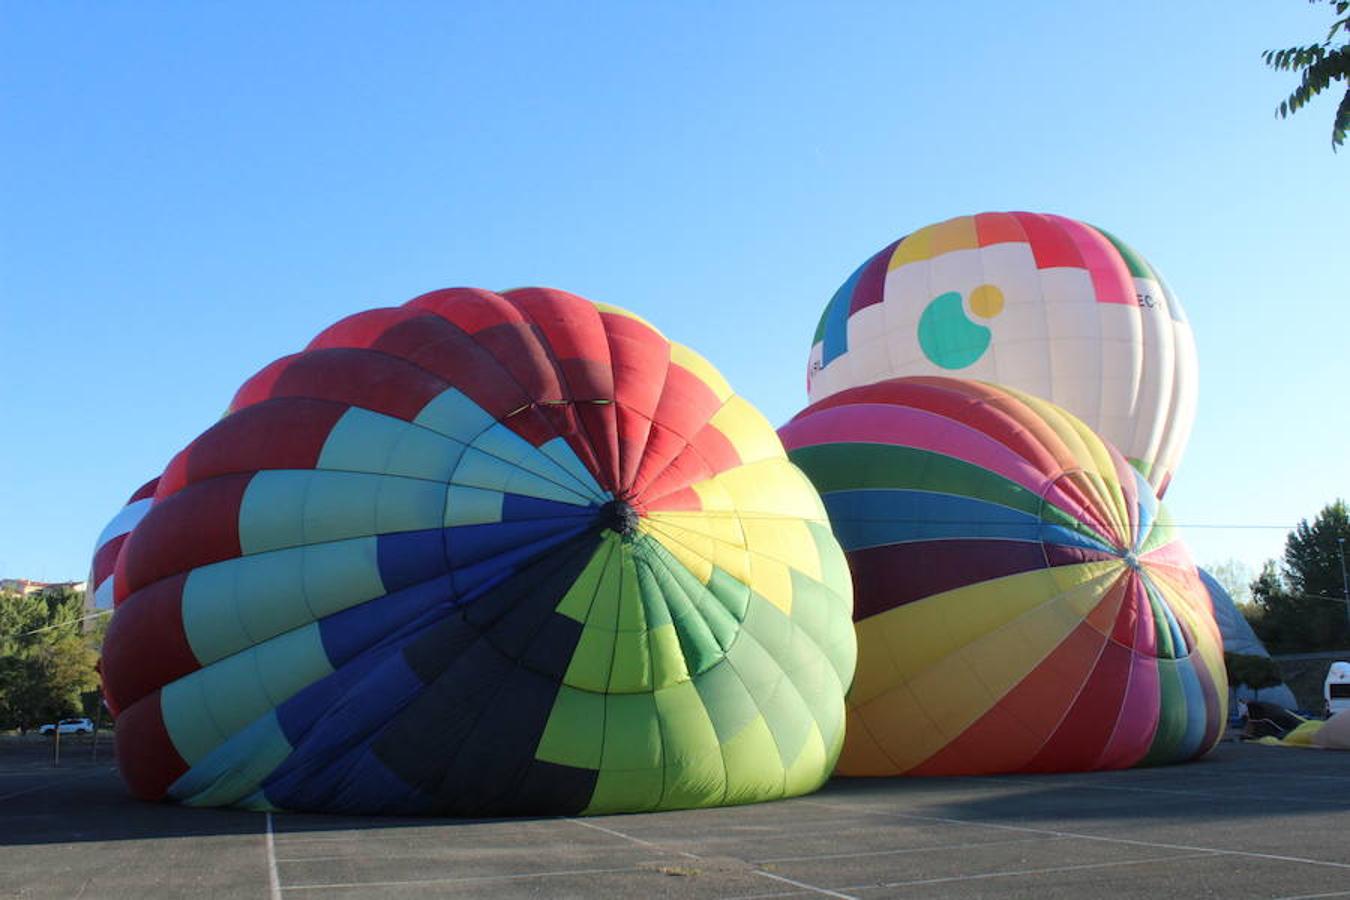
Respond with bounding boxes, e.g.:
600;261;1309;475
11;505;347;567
100;287;856;816
807;212;1197;495
779;376;1226;776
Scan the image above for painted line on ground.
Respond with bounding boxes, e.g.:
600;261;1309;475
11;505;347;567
840;851;1219;892
567;817;853;899
754;869;858;900
1274;890;1350;900
279;865;644;891
800;799;1350;871
565;817;702;860
755;834;1069;864
265;812;281;900
0;768;107;802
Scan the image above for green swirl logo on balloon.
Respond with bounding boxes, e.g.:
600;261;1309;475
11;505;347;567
917;284;1005;369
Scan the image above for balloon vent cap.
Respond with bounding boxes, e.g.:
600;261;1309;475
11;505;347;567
600;499;640;539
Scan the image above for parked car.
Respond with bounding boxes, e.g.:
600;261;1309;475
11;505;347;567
1326;661;1350;717
37;718;94;736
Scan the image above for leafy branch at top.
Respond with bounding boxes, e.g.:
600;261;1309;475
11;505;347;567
1263;0;1350;149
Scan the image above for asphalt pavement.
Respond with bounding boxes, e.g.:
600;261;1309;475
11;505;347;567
2;735;1348;899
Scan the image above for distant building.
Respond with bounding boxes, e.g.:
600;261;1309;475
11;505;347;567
0;579;88;598
1;579;98;631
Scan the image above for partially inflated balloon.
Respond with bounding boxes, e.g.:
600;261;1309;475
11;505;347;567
779;376;1225;776
1199;569;1298;710
101;287;855;816
807;212;1197;496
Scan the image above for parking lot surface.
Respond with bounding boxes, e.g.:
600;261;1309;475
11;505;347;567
2;736;1348;898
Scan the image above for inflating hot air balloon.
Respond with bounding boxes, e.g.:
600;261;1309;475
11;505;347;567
779;376;1226;776
807;212;1197;496
100;287;856;816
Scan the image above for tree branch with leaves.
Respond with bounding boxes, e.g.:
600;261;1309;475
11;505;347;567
1264;0;1350;149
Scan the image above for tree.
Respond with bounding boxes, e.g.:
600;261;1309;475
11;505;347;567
0;588;103;731
1224;652;1285;699
1248;500;1350;652
1264;0;1350;149
1204;557;1255;606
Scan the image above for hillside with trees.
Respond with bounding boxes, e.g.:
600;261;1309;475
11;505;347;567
0;587;103;732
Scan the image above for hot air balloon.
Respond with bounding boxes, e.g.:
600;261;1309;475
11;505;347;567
779;376;1226;776
100;287;856;816
807;212;1197;496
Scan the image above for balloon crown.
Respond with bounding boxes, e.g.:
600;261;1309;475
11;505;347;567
599;498;640;539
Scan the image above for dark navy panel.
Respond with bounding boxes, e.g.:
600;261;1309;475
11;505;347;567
373;531;597;815
377;639;517;793
507;760;599;816
431;664;575;815
318;574;456;668
520;614;586;682
448;521;594;600
501;493;599;523
265;651;428;813
447;515;594;570
377;528;451;592
319;746;438;816
404;533;597;683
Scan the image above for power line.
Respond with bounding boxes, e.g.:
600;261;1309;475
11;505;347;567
5;609;111;639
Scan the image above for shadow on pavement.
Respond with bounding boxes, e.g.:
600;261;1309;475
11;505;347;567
3;735;1346;847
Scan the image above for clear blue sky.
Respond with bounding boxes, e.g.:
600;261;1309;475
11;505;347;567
2;1;1346;585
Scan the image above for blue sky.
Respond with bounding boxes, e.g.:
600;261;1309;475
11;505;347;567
2;1;1346;584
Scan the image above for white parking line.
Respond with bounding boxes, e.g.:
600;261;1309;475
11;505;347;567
565;817;702;860
841;851;1219;892
754;834;1069;864
280;865;643;891
565;817;854;899
265;812;281;900
800;799;1350;871
754;870;859;900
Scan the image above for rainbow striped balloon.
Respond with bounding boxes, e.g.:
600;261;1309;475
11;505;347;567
779;376;1225;776
101;287;855;815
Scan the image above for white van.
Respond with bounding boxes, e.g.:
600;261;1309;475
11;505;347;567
1325;662;1350;716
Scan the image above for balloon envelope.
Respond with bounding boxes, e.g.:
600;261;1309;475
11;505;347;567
807;212;1197;496
88;478;158;611
780;376;1226;776
100;287;855;816
1198;568;1298;710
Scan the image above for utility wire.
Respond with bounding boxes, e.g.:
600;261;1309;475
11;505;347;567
5;608;112;639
